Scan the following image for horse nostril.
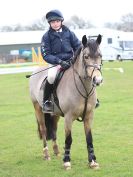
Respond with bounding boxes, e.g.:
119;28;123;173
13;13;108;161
93;76;103;86
93;77;96;85
93;77;96;82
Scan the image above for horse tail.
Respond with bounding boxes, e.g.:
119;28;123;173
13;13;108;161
45;113;54;140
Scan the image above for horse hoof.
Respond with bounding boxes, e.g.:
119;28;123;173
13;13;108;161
53;144;60;156
44;156;51;161
53;149;60;157
55;152;60;157
89;160;100;170
43;147;51;160
63;162;71;170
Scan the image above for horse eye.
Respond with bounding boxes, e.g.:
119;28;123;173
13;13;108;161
84;55;90;59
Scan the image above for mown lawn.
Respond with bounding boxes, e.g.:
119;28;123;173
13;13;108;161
0;61;133;177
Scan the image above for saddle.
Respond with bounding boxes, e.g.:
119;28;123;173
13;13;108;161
52;68;65;114
41;68;65;114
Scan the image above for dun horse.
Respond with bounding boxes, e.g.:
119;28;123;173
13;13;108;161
29;34;103;170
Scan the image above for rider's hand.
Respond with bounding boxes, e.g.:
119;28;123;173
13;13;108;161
58;60;70;69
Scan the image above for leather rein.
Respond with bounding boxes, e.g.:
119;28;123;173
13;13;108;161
72;52;102;122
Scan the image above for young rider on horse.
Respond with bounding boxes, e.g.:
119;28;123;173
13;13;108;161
41;9;100;113
41;9;81;113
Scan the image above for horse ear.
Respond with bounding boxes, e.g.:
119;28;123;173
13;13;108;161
96;34;102;45
82;35;87;46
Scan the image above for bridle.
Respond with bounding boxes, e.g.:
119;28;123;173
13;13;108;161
82;53;103;81
72;47;103;122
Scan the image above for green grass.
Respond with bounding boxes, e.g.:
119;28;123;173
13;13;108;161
0;61;133;177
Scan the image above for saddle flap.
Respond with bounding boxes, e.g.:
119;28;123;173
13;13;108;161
53;68;65;90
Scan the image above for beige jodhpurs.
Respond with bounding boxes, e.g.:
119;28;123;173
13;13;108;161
47;64;61;84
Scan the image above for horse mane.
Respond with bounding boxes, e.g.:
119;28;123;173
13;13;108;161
72;45;82;63
72;39;99;64
87;39;99;57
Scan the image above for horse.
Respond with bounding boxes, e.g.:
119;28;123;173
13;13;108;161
28;34;103;170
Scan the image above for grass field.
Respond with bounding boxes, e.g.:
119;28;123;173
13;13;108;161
0;61;133;177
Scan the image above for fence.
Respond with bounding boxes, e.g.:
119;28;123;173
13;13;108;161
31;47;47;66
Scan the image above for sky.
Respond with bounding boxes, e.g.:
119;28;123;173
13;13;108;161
0;0;132;27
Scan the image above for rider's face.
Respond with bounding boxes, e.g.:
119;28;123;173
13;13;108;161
50;20;62;31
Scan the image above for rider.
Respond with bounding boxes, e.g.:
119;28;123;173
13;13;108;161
41;9;81;113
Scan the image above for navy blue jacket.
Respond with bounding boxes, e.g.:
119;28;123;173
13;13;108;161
41;25;81;64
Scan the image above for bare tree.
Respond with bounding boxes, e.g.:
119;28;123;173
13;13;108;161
13;24;26;31
121;13;133;31
104;13;133;32
3;13;132;32
64;15;94;29
0;26;14;32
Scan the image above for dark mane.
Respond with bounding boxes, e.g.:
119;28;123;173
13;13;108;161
72;45;82;63
72;39;99;64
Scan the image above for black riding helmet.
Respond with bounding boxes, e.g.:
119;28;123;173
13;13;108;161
46;10;64;23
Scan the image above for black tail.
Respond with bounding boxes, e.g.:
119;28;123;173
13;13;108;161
45;113;55;140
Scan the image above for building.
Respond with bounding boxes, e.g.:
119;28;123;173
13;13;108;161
0;28;133;63
0;31;45;63
74;28;133;61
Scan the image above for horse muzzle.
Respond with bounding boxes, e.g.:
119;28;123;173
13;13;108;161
93;76;103;86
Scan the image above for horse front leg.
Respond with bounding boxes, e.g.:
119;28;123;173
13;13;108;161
63;116;73;170
33;102;50;160
84;111;100;169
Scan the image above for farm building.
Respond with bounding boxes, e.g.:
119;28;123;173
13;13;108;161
0;31;45;63
0;28;133;63
0;28;111;63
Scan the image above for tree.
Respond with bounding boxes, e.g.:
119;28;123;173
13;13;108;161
0;26;14;32
104;13;133;32
64;15;94;29
13;24;25;31
120;13;133;31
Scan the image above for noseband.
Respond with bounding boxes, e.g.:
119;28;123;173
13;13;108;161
83;56;102;80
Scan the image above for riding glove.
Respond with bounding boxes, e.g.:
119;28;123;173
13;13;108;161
58;60;70;69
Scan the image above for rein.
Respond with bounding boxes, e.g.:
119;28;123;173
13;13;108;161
25;65;58;78
72;63;95;122
72;49;102;122
72;64;95;99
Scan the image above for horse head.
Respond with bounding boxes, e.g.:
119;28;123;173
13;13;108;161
81;34;103;86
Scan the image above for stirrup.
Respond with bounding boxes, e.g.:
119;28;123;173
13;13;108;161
42;100;54;113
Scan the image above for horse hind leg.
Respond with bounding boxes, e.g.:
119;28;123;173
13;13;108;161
45;114;60;156
33;102;50;160
36;119;42;139
52;141;60;156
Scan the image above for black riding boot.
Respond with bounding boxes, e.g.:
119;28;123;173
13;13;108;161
42;80;53;113
95;98;100;108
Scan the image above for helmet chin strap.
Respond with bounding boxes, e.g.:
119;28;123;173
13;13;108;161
57;26;62;31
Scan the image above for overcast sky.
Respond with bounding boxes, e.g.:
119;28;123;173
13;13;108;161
0;0;132;27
